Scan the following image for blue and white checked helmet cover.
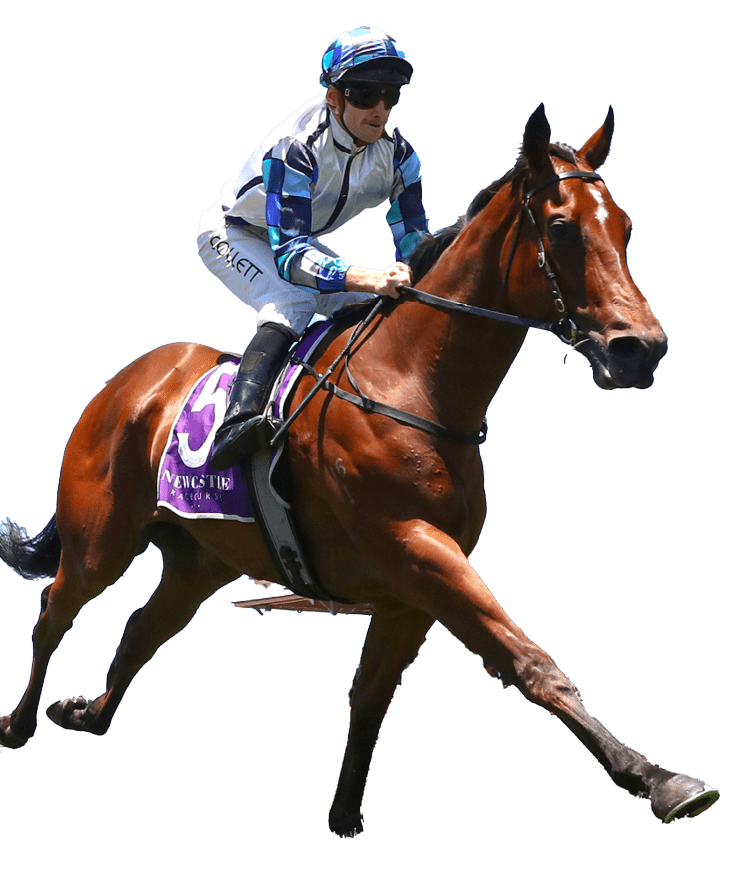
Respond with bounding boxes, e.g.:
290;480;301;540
320;25;413;86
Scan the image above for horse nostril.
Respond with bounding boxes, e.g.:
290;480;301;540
601;331;667;388
608;336;648;368
605;336;658;386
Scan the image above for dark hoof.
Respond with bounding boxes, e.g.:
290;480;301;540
329;808;364;838
0;715;29;749
651;774;719;823
46;696;90;731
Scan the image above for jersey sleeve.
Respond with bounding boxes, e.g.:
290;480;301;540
263;138;351;292
386;130;429;262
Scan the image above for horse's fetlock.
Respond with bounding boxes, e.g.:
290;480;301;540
609;750;655;797
12;715;36;739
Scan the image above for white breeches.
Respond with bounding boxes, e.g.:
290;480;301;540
197;203;375;336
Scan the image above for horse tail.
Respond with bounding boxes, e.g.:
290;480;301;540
0;515;61;580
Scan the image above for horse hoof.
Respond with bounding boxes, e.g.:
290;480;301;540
0;715;29;749
46;696;90;730
651;774;719;823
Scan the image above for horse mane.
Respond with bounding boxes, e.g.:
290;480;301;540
408;143;578;284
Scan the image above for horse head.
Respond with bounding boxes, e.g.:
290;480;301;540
518;104;668;388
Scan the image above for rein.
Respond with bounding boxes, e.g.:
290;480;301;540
403;171;602;346
271;169;603;449
271;296;489;448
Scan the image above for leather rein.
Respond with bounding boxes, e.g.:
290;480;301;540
272;170;603;449
403;170;603;346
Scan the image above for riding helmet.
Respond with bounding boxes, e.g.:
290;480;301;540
320;25;413;87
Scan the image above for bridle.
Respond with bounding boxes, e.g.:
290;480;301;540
402;170;603;347
272;170;604;449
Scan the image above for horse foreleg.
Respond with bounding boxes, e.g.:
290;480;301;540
46;527;236;736
329;606;434;837
384;522;718;822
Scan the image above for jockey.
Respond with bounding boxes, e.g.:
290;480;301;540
198;25;429;470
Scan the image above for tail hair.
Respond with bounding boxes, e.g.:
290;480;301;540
0;516;61;580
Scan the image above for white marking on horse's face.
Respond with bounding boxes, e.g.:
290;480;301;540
590;188;610;223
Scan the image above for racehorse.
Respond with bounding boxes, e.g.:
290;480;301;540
0;105;718;834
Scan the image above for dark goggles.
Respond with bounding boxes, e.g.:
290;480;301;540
339;82;402;110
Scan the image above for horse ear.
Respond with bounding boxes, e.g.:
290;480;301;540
522;103;551;171
579;106;615;170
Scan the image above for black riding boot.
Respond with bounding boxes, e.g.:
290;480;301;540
210;322;296;470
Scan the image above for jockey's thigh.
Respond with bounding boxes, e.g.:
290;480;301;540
196;203;316;334
198;214;378;333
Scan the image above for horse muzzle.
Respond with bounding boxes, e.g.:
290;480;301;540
580;330;668;390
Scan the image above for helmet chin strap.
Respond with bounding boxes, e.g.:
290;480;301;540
330;102;364;147
329;91;366;148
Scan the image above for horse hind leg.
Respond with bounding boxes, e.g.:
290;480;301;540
0;525;141;748
46;524;237;736
329;606;434;837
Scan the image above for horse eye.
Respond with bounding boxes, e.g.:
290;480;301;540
548;219;573;243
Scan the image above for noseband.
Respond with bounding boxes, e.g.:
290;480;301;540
403;170;603;346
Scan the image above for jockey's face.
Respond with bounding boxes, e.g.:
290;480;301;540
326;86;390;147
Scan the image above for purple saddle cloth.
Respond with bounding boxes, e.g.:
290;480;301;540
156;321;332;521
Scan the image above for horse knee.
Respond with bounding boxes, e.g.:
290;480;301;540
346;671;402;759
348;672;378;701
348;665;362;707
349;634;424;713
487;647;581;707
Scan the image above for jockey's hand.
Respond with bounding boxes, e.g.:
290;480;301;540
378;262;412;299
345;262;412;299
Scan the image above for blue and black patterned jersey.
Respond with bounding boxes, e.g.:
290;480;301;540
224;98;428;292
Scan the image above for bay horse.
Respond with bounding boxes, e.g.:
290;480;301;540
0;105;718;834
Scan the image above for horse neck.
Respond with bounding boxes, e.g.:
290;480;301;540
379;184;537;434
